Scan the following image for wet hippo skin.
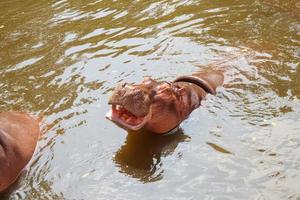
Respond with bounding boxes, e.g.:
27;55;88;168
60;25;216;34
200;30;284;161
106;70;224;134
0;111;40;192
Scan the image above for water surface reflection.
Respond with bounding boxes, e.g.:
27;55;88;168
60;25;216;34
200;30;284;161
114;128;189;182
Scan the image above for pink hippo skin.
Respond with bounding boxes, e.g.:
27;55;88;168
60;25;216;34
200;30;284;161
0;111;40;192
106;70;224;134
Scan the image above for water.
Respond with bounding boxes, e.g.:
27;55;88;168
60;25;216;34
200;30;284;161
0;0;299;199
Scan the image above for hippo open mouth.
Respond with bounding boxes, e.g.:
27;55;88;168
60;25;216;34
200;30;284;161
106;80;155;131
106;104;151;131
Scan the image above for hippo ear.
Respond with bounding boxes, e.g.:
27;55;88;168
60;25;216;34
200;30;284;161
143;76;152;82
143;77;158;89
142;77;155;85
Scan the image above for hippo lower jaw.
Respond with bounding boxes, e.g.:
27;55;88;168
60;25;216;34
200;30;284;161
106;105;151;131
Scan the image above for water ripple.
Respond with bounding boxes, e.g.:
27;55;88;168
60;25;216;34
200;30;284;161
0;0;299;199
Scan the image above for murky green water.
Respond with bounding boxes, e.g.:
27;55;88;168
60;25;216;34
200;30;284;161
0;0;299;199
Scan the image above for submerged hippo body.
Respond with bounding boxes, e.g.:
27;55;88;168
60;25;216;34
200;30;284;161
106;71;224;134
0;111;40;192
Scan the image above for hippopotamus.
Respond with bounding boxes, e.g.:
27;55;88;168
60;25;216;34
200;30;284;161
106;70;224;134
0;111;40;192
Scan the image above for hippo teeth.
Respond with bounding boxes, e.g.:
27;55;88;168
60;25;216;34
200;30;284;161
115;105;122;110
107;104;149;131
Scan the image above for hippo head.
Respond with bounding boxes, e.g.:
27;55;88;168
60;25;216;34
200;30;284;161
106;71;224;134
106;77;186;134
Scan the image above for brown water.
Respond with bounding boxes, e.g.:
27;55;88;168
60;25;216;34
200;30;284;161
0;0;300;199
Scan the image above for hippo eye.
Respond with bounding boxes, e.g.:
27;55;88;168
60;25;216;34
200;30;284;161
150;90;156;98
171;84;181;92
